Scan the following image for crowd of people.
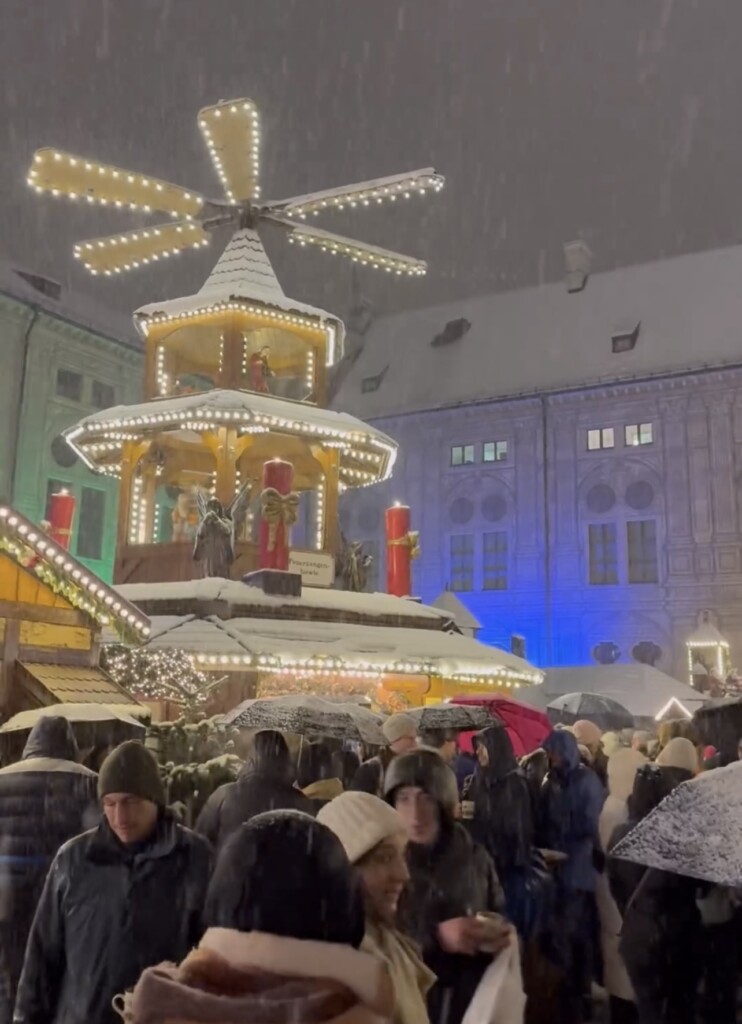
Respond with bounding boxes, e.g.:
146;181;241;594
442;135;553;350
0;708;736;1024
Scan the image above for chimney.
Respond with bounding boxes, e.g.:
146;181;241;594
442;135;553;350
563;240;593;293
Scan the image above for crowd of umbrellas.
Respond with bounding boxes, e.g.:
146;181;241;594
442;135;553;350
2;689;741;890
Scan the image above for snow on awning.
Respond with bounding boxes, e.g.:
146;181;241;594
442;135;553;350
130;614;544;687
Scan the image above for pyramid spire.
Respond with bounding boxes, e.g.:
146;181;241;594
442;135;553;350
198;228;286;304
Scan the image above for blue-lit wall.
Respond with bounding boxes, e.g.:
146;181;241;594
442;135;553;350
338;367;742;678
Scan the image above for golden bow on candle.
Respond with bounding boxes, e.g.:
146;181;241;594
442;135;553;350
260;487;300;551
388;530;421;560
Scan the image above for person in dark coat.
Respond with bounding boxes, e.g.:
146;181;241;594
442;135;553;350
384;748;510;1024
120;811;393;1024
195;729;312;851
14;741;212;1024
351;713;417;797
607;763;700;1024
465;725;536;936
296;740;344;809
0;716;98;1024
540;729;605;1024
453;746;477;795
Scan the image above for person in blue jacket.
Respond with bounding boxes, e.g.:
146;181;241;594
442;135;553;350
540;729;605;1024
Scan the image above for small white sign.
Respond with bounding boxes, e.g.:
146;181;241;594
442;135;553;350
289;550;335;588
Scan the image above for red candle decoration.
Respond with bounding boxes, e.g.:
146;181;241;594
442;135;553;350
386;503;415;597
48;490;76;552
259;459;297;571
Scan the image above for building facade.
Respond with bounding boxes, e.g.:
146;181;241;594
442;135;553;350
333;245;742;678
0;263;143;580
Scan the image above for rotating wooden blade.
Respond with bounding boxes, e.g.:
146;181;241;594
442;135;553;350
267;217;427;276
198;98;260;203
266;168;444;219
73;221;209;275
27;148;204;219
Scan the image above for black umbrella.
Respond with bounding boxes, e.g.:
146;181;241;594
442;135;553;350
546;692;634;731
223;694;386;746
406;703;491;732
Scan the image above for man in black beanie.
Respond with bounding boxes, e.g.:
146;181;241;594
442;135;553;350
14;741;212;1024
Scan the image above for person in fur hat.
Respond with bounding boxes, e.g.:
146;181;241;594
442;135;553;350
120;810;393;1024
351;714;418;798
319;791;435;1024
384;748;510;1024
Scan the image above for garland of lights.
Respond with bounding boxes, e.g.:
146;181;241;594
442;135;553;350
0;534;145;644
102;644;220;717
257;673;372;700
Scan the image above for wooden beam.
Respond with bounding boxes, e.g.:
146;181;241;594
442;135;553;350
0;618;20;712
0;601;89;628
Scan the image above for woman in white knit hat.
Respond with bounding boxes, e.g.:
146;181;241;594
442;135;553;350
318;790;434;1024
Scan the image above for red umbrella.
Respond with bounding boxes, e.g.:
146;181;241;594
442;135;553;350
451;694;552;758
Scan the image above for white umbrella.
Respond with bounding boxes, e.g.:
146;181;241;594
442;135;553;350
611;761;742;887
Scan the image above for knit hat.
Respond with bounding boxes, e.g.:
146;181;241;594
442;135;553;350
382;713;417;746
656;736;699;775
98;740;165;805
318;791;405;864
205;810;365;948
384;747;459;821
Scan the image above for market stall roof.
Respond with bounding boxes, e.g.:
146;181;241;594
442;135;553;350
16;663;137;707
431;591;482;632
118;613;543;686
542;664;706;720
116;578;449;629
0;504;150;642
65;388;397;485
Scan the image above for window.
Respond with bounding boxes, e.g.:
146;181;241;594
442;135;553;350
76;487;106;561
483;440;508;463
50;434;77;469
625;423;653;447
91;380;116;409
611;322;641;353
627;520;658;584
483;531;508;590
361;367;388;393
451;444;475;466
587;427;614;451
588;523;618;584
56;368;83;402
450;534;474;591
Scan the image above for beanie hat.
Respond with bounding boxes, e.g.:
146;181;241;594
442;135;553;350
205;810;364;948
318;791;405;864
656;736;699;775
383;747;459;821
98;740;165;805
382;713;417;746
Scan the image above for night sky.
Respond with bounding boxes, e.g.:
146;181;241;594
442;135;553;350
2;0;741;325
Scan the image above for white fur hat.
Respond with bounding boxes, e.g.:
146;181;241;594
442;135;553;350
317;791;406;865
382;713;417;746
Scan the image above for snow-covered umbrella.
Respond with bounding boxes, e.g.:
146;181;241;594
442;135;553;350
0;702;146;762
547;692;634;731
611;762;742;887
223;694;387;746
406;703;491;732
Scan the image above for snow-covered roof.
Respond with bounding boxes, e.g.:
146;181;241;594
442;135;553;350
543;664;706;719
687;620;729;647
107;613;543;686
431;591;482;631
0;258;139;349
332;244;742;419
116;578;448;626
0;504;150;641
134;229;345;357
66;388;397;483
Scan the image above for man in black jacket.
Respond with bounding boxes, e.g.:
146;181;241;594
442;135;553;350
384;747;511;1024
351;713;418;797
14;741;212;1024
195;729;312;852
0;716;98;1024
